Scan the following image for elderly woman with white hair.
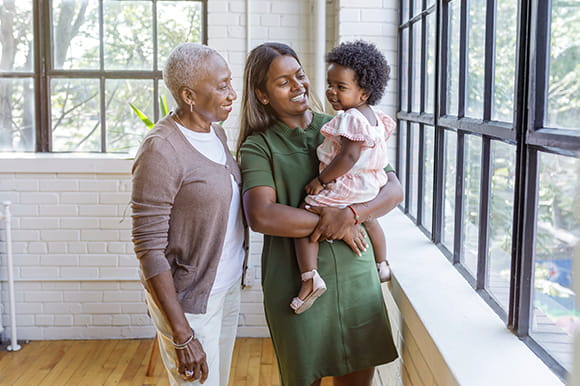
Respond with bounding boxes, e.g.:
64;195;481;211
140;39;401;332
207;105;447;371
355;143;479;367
131;43;246;385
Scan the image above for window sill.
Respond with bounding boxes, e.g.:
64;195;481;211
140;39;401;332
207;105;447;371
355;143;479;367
380;208;565;385
0;153;133;173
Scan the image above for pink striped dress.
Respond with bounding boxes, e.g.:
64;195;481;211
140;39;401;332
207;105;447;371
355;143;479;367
305;107;395;207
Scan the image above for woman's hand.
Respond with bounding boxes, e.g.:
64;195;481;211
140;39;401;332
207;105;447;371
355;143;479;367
307;206;353;241
176;335;209;383
306;205;367;254
145;272;209;383
306;205;363;241
341;224;368;256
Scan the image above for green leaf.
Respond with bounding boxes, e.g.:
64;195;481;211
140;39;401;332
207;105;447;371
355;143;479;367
160;95;169;116
129;103;155;130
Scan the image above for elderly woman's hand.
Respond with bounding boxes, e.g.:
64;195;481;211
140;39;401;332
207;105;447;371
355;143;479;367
306;206;368;254
175;334;208;383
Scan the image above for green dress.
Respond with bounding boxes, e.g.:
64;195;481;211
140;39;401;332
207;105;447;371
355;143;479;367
239;112;398;386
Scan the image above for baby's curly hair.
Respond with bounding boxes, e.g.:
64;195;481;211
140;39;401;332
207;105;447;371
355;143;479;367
326;40;390;106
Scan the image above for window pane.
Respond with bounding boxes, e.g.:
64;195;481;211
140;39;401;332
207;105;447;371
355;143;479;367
409;123;419;219
157;1;203;70
466;0;485;119
487;141;515;310
442;130;457;251
422;125;435;232
530;152;580;372
546;1;580;130
401;0;409;22
425;12;436;114
461;134;482;275
398;121;407;204
51;79;100;152
492;0;517;122
401;28;409;112
447;0;460;116
0;1;34;72
104;1;153;70
413;0;422;16
0;78;35;151
51;0;100;70
411;23;422;112
106;79;153;153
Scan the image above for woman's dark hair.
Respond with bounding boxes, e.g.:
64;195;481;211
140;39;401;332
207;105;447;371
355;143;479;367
236;42;321;156
326;40;390;106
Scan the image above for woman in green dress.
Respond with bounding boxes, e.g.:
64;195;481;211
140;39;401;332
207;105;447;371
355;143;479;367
237;42;401;386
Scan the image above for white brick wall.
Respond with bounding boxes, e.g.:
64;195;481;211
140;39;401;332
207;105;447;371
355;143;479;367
210;0;317;151
337;0;399;164
0;1;400;347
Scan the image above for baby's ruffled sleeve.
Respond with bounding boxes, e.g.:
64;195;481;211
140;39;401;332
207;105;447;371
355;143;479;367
376;110;396;141
321;109;373;144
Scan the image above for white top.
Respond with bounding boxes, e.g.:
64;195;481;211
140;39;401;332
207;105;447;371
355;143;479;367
178;124;245;294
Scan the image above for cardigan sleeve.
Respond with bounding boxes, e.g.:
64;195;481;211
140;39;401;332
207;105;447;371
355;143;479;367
131;134;181;280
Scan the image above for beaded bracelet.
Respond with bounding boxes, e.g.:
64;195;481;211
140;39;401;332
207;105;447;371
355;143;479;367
172;328;195;350
317;176;328;188
346;205;360;225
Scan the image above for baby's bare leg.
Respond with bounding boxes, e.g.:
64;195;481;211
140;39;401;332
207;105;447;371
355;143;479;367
290;203;326;312
294;237;319;274
364;219;387;263
365;219;391;282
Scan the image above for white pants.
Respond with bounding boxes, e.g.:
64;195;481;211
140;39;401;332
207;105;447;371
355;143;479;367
145;279;242;386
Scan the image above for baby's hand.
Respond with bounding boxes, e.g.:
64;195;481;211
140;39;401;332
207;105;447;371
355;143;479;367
305;178;324;195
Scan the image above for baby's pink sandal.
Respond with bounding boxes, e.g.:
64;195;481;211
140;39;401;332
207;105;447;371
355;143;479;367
290;269;327;314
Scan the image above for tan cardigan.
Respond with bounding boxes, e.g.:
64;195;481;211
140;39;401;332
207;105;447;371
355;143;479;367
131;115;248;314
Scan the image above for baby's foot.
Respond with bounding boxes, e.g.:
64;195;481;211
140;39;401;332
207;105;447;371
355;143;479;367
290;269;327;314
377;261;391;282
297;279;313;301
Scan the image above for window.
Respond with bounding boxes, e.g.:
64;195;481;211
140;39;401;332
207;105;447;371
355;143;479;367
0;0;206;153
398;0;579;378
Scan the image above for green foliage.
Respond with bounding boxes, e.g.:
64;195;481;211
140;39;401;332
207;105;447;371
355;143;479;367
129;95;170;130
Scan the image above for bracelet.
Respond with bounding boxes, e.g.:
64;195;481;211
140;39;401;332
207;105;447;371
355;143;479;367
346;205;360;225
317;176;327;188
172;328;195;350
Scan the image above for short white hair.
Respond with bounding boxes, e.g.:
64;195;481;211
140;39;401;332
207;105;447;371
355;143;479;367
163;43;218;103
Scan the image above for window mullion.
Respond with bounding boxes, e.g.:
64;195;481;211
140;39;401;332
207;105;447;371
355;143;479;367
201;0;208;44
438;1;448;117
153;0;159;122
528;0;550;132
405;121;412;212
420;9;427;114
508;0;531;332
433;125;445;244
453;130;465;264
36;0;50;152
483;0;496;121
99;77;106;152
514;149;538;336
458;0;468;118
476;136;491;289
417;124;425;226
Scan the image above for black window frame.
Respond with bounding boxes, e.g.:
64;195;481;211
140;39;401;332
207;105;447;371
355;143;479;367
0;0;207;153
398;0;580;379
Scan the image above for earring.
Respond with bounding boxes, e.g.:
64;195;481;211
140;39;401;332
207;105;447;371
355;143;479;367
189;103;193;112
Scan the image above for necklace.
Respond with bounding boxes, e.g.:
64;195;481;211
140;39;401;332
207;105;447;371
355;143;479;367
172;111;186;128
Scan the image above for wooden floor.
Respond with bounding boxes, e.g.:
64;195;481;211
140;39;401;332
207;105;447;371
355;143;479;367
0;338;333;385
